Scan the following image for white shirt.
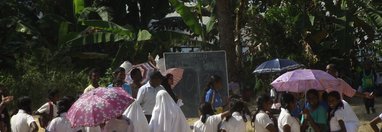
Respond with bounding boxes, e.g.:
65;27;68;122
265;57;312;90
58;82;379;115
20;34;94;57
37;102;58;117
103;118;134;132
254;110;274;132
84;126;101;132
136;82;164;115
11;109;36;132
46;113;80;132
193;114;222;132
341;100;359;123
220;112;246;132
329;100;359;132
329;114;342;131
278;108;300;132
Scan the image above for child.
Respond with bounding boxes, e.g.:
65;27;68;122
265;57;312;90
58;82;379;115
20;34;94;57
301;89;328;132
10;96;38;132
252;94;277;132
369;113;382;131
327;91;359;132
130;68;143;98
193;103;231;132
46;96;80;132
204;75;224;113
108;67;133;96
220;98;249;132
327;91;346;132
278;93;301;132
36;89;59;128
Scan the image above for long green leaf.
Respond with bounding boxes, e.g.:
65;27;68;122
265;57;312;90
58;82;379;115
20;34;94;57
67;32;126;45
169;0;203;35
58;22;69;44
81;20;135;40
206;16;216;33
73;0;85;15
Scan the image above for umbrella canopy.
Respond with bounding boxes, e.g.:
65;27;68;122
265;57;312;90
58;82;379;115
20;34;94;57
253;58;304;74
67;87;134;127
271;69;339;93
162;68;184;89
124;62;157;84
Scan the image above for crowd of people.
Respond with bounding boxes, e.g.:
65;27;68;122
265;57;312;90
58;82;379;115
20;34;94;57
0;61;382;132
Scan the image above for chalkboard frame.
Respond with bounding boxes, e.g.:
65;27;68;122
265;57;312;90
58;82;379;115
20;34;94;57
163;51;230;117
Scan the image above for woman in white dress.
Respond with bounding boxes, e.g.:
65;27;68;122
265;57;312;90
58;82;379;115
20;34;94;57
252;94;277;132
278;93;302;132
149;90;191;132
193;102;230;132
220;98;250;132
46;96;81;132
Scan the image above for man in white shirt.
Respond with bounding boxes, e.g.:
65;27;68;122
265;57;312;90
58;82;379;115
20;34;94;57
136;71;164;122
11;96;38;132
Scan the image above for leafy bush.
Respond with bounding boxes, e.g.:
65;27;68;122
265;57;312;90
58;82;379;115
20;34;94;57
0;58;88;111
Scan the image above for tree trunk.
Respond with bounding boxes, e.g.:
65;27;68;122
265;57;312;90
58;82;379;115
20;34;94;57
216;0;237;80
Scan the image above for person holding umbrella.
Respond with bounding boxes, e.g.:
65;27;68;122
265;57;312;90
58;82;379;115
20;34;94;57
162;74;178;103
326;64;370;99
46;96;80;132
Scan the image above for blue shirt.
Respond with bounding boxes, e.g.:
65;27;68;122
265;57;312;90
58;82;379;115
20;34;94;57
108;83;132;96
205;88;223;110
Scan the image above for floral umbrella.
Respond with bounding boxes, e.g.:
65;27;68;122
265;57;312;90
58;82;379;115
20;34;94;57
271;69;339;93
67;87;134;127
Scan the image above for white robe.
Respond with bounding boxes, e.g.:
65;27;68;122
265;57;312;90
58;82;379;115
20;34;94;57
149;90;191;132
123;101;150;132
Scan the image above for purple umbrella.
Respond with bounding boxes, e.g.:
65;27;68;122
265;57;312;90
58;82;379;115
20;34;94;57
271;69;339;93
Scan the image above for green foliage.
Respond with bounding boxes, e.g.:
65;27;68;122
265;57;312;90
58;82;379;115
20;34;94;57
169;0;203;35
0;58;88;110
73;0;85;15
137;30;152;41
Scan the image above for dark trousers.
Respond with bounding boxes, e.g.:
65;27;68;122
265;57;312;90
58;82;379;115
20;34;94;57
145;115;152;123
364;98;375;110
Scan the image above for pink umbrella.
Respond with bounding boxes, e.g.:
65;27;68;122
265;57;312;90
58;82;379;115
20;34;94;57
271;69;339;93
125;62;157;84
162;68;184;89
67;87;134;127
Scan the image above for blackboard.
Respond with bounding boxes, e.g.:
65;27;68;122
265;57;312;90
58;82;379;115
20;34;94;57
164;51;229;117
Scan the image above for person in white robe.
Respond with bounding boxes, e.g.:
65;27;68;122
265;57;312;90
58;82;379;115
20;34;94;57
123;101;150;132
149;90;191;132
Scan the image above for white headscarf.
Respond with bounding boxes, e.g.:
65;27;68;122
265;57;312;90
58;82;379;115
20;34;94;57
123;101;150;132
149;90;191;132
